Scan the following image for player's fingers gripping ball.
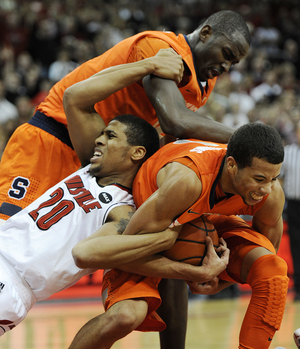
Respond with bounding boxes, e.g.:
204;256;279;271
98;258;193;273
163;215;219;266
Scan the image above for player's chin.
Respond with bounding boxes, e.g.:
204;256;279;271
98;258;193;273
89;164;101;177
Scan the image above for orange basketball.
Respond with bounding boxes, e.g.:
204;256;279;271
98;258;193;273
163;215;219;266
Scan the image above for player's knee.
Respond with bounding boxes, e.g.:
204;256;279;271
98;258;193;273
247;254;289;330
247;254;288;284
108;300;148;332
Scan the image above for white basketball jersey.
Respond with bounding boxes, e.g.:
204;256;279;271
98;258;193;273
0;165;134;301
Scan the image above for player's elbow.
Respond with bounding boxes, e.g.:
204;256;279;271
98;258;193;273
160;116;186;139
72;245;90;269
63;86;78;115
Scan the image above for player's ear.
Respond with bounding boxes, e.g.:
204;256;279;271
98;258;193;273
226;156;238;174
199;24;212;42
131;146;146;161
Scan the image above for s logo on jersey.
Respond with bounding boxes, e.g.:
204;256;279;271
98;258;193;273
8;177;30;200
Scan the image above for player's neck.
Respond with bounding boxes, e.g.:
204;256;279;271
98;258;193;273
96;173;134;189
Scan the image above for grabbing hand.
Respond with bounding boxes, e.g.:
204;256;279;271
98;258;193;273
151;48;184;84
187;277;220;295
186;278;235;295
201;237;229;280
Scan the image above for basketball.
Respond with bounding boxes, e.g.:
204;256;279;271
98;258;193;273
163;215;219;266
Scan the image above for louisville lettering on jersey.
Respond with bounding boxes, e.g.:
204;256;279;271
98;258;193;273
28;174;102;230
64;175;101;213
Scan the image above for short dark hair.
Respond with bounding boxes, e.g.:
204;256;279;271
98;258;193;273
226;122;284;169
201;10;251;46
113;114;159;162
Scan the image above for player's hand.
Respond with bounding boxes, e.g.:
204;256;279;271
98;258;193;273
201;236;230;279
151;48;184;84
216;237;229;256
186;277;220;295
186;278;234;295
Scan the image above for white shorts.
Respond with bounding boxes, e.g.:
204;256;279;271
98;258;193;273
0;253;36;336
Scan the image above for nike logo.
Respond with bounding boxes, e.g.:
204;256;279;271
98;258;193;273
188;209;200;215
268;337;272;341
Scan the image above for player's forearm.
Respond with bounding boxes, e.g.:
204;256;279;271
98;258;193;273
119;255;223;283
72;230;177;270
64;59;164;113
143;76;233;143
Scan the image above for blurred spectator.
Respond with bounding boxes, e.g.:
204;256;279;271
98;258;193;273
30;79;53;106
15;95;34;124
27;17;60;76
229;78;256;116
222;102;250;129
48;49;79;83
1;11;29;57
3;71;23;104
281;38;300;79
250;69;282;103
0;80;19;124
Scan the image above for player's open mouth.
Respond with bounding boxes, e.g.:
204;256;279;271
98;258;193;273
90;150;103;162
93;151;102;157
250;192;263;201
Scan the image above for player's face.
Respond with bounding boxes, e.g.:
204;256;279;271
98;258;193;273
231;157;281;206
89;120;132;178
193;30;249;82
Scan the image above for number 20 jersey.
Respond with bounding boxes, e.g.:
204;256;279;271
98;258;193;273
0;165;134;301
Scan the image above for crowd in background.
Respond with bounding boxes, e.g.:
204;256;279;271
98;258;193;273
0;0;300;157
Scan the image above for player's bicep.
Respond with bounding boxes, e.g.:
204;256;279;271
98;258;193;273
124;163;202;235
105;205;136;234
64;89;106;165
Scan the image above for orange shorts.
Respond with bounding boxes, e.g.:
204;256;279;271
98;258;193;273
102;215;276;332
102;269;163;331
0;112;81;220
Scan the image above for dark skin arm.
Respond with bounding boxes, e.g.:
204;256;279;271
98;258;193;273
143;75;234;143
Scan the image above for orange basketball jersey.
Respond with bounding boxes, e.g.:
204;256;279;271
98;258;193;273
133;139;268;225
37;31;216;128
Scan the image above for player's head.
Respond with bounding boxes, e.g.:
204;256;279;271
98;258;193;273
113;114;159;162
225;123;284;205
226;122;284;169
89;114;159;180
188;10;251;82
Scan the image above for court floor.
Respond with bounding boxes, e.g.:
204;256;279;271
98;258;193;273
0;292;299;349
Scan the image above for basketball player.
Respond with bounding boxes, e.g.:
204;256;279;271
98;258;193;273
0;55;229;336
69;123;288;349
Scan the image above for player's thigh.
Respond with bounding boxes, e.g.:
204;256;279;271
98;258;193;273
240;246;273;282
